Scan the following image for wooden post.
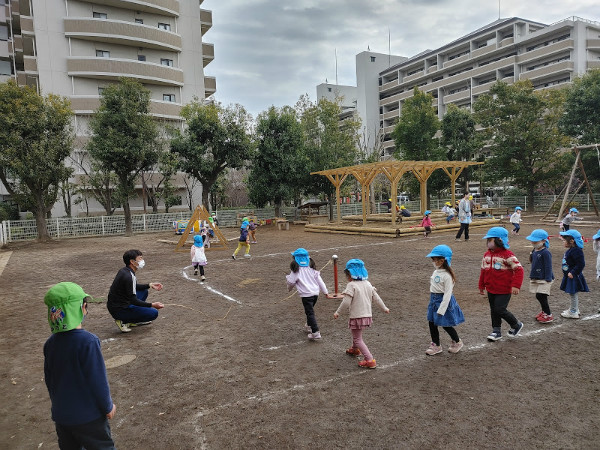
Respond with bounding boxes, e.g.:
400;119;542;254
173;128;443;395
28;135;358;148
557;150;580;221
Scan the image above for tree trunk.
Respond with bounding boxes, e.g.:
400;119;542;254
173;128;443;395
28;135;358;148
275;200;281;218
527;185;536;212
34;195;51;241
201;184;210;211
123;200;133;236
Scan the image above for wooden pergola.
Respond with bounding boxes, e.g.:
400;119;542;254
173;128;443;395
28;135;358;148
311;160;484;226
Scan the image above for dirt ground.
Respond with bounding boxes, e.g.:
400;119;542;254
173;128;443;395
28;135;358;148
1;220;599;449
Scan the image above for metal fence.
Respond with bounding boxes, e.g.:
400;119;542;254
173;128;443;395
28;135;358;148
1;194;598;246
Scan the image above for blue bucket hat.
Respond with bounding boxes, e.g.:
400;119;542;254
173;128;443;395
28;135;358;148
569;208;579;214
345;259;368;280
291;248;310;267
483;226;510;249
560;229;584;248
515;206;522;211
241;220;249;230
426;245;452;266
593;229;600;240
424;210;431;215
525;229;549;248
193;234;203;247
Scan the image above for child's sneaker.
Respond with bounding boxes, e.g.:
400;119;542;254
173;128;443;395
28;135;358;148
358;358;376;369
244;254;251;259
425;342;443;355
508;322;524;337
304;324;312;333
560;309;580;319
346;347;361;356
194;268;198;276
308;331;322;340
448;340;464;353
115;320;131;333
201;275;206;281
487;331;502;341
537;313;553;323
535;311;544;320
231;255;236;260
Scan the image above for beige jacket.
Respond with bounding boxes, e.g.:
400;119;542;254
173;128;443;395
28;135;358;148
335;280;388;319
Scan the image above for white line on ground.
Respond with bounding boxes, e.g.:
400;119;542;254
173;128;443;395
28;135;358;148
181;266;242;304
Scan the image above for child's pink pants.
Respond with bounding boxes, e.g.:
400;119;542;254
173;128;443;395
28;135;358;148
351;329;373;361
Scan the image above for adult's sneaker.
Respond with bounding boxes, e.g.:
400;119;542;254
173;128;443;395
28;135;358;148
508;322;524;337
537;313;554;323
487;331;502;341
358;359;377;369
448;340;464;353
129;321;151;327
115;320;131;333
308;331;322;340
560;309;580;319
425;342;443;355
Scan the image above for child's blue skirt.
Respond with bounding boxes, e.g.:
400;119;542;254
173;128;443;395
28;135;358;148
560;273;589;294
427;293;465;327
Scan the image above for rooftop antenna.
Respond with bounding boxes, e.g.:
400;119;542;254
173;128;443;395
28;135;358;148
388;27;391;67
335;48;338;85
498;0;501;19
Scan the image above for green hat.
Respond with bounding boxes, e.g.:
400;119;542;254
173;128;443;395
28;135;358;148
44;282;89;334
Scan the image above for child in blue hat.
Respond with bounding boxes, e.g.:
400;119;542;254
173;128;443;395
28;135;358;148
286;248;330;340
510;206;523;235
560;208;581;232
190;234;208;281
420;210;434;238
424;245;465;355
559;229;589;318
526;229;554;323
333;259;389;369
232;221;251;260
479;227;524;341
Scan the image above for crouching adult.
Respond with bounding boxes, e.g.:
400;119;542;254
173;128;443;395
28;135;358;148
107;249;163;333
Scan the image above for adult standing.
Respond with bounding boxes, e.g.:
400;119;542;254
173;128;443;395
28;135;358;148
455;193;472;241
107;249;164;333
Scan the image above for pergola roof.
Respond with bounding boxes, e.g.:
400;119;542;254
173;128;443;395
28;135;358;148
311;159;484;225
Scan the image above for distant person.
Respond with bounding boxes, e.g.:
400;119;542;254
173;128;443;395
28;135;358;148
44;282;116;449
526;229;554;323
420;210;435;238
479;227;524;341
190;234;208;281
441;202;455;223
424;245;465;355
107;249;164;333
455;193;472;242
560;208;581;232
285;248;331;340
510;206;523;235
232;220;251;259
558;230;589;319
594;229;600;283
399;205;411;217
248;219;258;244
333;259;390;369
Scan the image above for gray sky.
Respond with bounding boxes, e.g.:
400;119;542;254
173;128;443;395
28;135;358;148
204;0;600;118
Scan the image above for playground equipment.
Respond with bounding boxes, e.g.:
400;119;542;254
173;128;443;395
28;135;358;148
174;205;228;252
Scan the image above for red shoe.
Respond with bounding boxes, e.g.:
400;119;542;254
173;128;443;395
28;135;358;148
358;359;376;369
346;347;361;356
538;313;554;323
535;311;544;320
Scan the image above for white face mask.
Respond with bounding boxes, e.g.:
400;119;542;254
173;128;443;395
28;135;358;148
433;262;441;270
533;241;544;250
136;259;145;269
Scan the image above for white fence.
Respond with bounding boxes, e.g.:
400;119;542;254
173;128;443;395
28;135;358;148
1;194;598;245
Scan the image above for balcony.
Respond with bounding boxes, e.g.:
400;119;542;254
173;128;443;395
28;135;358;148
69;96;183;118
471;80;497;96
200;9;212;35
379;78;398;92
64;18;182;51
204;76;216;97
471;44;496;59
403;69;424;83
516;39;574;64
443;88;470;104
20;15;34;34
23;55;37;72
587;61;600;70
78;0;179;17
67;57;184;86
519;60;574;81
587;39;600;50
498;37;514;48
202;43;214;67
443;53;470;69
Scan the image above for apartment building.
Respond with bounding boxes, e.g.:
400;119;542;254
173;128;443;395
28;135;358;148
378;16;600;155
0;0;215;216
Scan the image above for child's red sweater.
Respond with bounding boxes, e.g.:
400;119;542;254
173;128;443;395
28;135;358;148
478;248;524;294
420;216;433;227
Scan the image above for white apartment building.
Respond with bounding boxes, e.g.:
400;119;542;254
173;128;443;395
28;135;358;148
379;16;600;155
0;0;215;216
317;51;407;156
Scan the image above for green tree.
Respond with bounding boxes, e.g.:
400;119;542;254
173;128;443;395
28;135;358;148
473;80;568;209
87;78;159;235
248;106;305;216
440;104;481;192
172;101;253;210
0;80;74;240
297;96;360;218
559;68;600;190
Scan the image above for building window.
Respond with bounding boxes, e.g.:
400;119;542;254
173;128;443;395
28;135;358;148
370;56;376;62
163;94;176;102
96;50;110;58
93;12;107;19
158;23;171;31
160;58;173;67
98;87;105;95
135;18;144;24
138;55;146;62
327;87;332;92
0;24;8;41
0;60;12;76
